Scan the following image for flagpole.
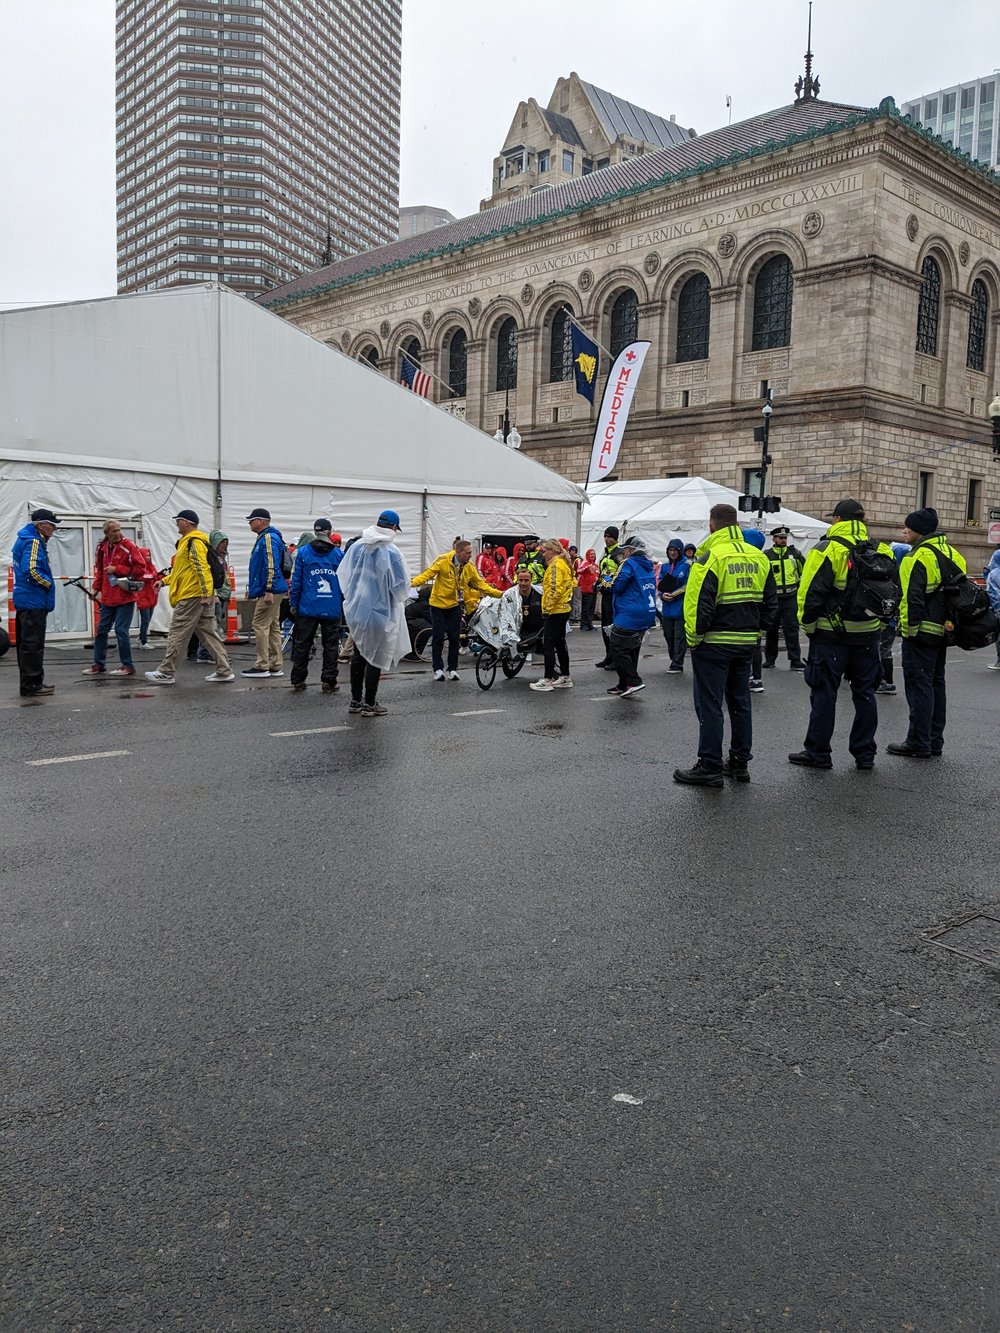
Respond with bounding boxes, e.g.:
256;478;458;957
397;346;457;400
561;304;616;365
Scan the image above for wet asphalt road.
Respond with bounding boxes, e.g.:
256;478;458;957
1;634;998;1332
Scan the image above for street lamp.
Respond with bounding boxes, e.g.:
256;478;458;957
990;393;1000;459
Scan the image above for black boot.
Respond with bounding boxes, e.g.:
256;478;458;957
722;757;750;783
673;761;724;788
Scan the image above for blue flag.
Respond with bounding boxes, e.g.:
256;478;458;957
570;324;599;404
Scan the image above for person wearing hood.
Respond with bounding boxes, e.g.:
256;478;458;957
657;538;690;672
11;507;60;697
986;548;1000;670
607;534;657;697
790;499;896;770
288;522;344;693
135;546;163;649
492;545;511;592
576;548;600;630
193;529;231;660
506;542;525;586
242;506;289;679
336;509;411;717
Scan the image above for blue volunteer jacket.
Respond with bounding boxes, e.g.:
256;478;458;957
12;523;56;612
612;553;657;631
289;538;343;618
658;554;690;620
248;525;289;597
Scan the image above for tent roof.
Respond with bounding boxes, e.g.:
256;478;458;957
0;285;585;505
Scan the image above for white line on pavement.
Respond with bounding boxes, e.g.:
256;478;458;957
269;726;351;737
27;749;131;767
451;709;506;717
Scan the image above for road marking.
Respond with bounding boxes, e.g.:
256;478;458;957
452;708;505;717
269;726;350;737
27;749;131;767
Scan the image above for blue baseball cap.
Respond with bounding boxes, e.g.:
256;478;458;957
377;509;401;531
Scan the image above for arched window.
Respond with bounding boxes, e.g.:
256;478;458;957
400;335;422;375
495;317;518;391
446;328;467;397
967;278;989;372
360;346;379;369
751;255;793;351
549;308;573;382
676;273;711;363
916;257;941;356
609;289;639;357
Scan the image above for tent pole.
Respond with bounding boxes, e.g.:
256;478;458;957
420;489;428;568
215;285;223;528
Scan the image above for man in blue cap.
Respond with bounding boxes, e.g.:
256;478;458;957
336;509;411;717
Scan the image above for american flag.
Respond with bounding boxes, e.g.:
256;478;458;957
400;357;432;398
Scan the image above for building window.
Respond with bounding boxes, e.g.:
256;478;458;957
360;345;379;369
400;335;421;377
582;157;593;175
751;255;793;351
967;278;989;371
741;465;763;499
966;477;983;524
676;272;711;363
549;308;573;382
959;86;976;154
978;82;995;163
495;317;518;391
941;90;956;144
562;149;574;174
923;97;938;123
537;150;549;173
609;289;639;357
918;471;933;508
916;256;941;356
446;328;467;397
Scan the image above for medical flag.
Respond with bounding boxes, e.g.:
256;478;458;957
586;340;651;485
400;358;432;398
570;324;599;404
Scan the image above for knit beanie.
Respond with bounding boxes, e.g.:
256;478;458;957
904;507;938;536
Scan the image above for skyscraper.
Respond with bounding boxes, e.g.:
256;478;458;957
901;72;999;169
116;0;401;296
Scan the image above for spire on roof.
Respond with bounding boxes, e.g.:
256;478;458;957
794;1;821;102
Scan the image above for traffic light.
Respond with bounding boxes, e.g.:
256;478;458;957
763;496;782;513
738;495;756;512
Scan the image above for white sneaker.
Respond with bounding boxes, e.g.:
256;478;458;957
525;654;533;665
433;669;445;681
205;671;235;682
268;668;284;677
551;676;574;688
137;642;156;650
447;670;460;681
620;682;645;697
989;661;1000;671
749;678;764;693
530;678;555;692
144;670;175;685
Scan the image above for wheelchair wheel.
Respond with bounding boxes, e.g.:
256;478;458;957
501;651;526;678
413;625;434;662
475;647;498;690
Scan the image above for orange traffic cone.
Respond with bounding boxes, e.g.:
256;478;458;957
6;566;15;645
225;567;246;642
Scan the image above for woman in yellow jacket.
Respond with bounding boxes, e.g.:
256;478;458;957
530;539;577;691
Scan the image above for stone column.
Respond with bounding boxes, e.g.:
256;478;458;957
707;285;741;405
635;302;662;414
464;339;486;430
942;291;973;414
513;328;539;437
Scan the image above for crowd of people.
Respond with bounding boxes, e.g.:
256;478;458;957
9;496;999;771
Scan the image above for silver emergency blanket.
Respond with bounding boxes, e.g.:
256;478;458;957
469;585;525;652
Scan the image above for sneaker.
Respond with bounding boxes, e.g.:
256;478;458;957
291;681;307;692
109;667;136;677
82;665;105;675
667;665;684;674
22;684;55;697
607;685;624;695
789;662;806;671
433;669;445;682
988;661;1000;671
787;750;832;769
137;642;155;650
144;670;176;685
620;682;645;697
594;659;611;669
762;661;775;669
205;671;235;683
673;761;724;788
551;676;574;688
321;682;339;694
447;670;460;681
875;682;896;695
241;667;270;678
530;678;556;692
361;703;387;717
196;651;211;663
722;758;750;783
268;669;284;678
348;699;364;714
749;678;764;693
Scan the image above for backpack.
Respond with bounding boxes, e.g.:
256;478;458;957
198;539;228;591
829;536;900;624
280;542;293;580
928;546;1000;651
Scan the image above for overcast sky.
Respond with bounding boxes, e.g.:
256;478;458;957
0;0;991;307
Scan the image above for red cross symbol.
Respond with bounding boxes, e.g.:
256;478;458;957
625;350;636;362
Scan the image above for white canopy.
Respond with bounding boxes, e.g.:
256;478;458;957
581;477;829;556
0;285;585;592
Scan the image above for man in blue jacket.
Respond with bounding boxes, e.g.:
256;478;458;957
608;534;657;698
288;524;344;693
242;506;289;679
11;507;60;697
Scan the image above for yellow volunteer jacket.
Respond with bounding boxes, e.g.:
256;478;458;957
541;556;576;615
163;529;214;606
412;552;501;610
900;534;966;641
798;520;896;637
683;526;776;649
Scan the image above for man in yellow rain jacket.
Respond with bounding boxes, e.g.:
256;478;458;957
412;539;501;681
144;510;234;685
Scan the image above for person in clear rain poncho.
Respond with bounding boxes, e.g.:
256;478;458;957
336;509;411;717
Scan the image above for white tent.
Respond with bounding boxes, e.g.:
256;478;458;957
581;477;829;557
1;285;584;636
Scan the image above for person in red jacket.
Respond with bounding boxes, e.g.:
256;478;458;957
134;546;162;649
83;520;147;676
476;541;500;586
492;545;511;591
576;548;600;630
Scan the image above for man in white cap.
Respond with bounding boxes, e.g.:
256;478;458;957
11;507;60;697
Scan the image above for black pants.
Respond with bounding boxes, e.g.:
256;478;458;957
290;615;341;686
580;591;597;630
599;589;615;658
543;613;570;680
802;636;881;761
661;616;686;668
764;595;803;665
691;647;753;769
350;645;381;706
610;626;644;689
901;638;947;754
430;603;462;673
879;622;896;684
15;608;47;694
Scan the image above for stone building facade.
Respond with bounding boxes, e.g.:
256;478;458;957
261;92;1000;560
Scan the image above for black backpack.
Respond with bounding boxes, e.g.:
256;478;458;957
280;542;293;580
830;536;900;624
198;539;228;591
928;546;1000;650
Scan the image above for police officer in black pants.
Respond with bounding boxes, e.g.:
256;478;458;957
595;525;622;668
763;526;806;668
